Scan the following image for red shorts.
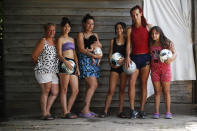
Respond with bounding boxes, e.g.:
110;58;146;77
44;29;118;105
151;65;171;82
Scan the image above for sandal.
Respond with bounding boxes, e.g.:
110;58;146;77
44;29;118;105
118;112;127;118
79;112;95;118
61;113;78;119
41;115;54;120
49;114;57;118
99;111;110;118
90;112;98;117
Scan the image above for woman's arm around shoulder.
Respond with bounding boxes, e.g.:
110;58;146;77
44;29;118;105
32;38;45;64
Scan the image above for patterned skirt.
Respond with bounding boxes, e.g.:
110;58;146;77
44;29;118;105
78;53;100;79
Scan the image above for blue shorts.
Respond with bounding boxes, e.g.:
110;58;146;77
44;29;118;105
130;54;150;69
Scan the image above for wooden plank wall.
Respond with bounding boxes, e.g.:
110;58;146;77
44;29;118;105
0;0;4;118
3;0;194;116
0;38;3;118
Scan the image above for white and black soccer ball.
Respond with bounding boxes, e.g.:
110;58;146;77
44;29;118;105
61;60;76;74
93;47;103;56
110;52;124;67
159;49;172;63
123;61;137;75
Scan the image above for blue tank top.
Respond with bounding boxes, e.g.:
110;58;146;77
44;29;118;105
62;42;75;51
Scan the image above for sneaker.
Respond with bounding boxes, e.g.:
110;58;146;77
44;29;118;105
153;113;160;119
138;111;146;119
165;112;172;119
130;110;138;119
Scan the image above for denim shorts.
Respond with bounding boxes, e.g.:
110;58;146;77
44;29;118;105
130;54;151;69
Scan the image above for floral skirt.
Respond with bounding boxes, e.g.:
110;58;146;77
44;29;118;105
78;53;100;79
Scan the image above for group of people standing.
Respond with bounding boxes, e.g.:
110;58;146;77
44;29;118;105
32;5;177;120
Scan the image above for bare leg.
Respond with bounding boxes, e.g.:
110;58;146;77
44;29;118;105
67;75;79;113
91;58;96;65
140;65;150;111
46;84;59;116
97;59;101;66
128;70;139;110
153;82;162;113
161;82;171;113
103;72;119;113
81;77;98;114
40;82;52;117
119;72;128;113
59;73;70;115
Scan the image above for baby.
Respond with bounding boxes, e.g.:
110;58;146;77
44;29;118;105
86;35;102;65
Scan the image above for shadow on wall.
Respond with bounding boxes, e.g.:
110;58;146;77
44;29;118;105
0;0;5;120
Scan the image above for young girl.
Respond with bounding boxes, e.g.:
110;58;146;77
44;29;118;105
100;22;128;118
149;26;177;119
57;17;80;119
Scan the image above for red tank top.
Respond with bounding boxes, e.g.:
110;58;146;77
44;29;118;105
131;26;149;54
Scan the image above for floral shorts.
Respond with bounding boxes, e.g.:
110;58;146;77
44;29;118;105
78;53;100;79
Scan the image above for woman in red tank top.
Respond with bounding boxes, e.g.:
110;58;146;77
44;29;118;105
125;5;152;119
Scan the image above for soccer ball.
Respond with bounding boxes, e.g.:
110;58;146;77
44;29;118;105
123;61;137;74
159;49;172;63
61;60;76;74
110;52;124;66
93;47;103;56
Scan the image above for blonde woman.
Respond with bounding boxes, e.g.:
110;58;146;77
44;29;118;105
32;23;59;120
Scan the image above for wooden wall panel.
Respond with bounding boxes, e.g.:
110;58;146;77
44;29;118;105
3;0;194;116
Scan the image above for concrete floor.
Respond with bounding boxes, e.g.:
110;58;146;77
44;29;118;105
1;114;197;131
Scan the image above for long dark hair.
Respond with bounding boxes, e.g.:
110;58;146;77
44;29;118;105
114;22;126;34
149;26;171;49
130;5;148;27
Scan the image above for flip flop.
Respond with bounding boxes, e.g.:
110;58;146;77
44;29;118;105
41;115;54;120
50;114;57;118
61;113;78;119
79;112;95;118
90;112;98;117
99;112;110;118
